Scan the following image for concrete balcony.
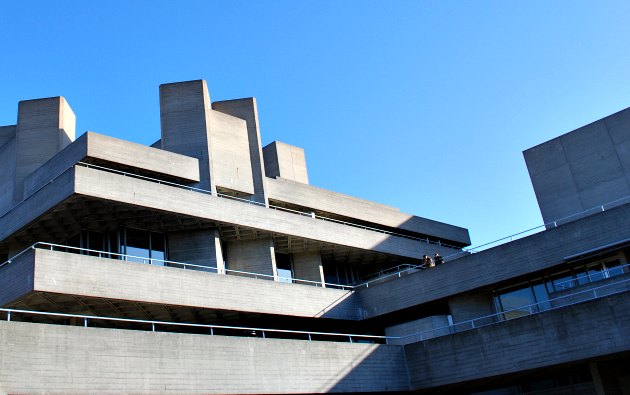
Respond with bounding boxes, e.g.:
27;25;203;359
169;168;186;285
0;165;460;262
404;291;630;391
0;248;360;320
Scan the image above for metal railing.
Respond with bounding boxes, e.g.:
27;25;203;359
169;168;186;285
0;242;355;290
552;263;630;291
74;162;462;249
444;194;630;261
398;276;630;342
0;307;389;344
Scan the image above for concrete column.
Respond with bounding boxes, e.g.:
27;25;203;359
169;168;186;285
14;97;75;203
167;229;224;272
212;98;268;204
0;126;16;214
225;237;276;279
159;80;215;192
292;251;324;286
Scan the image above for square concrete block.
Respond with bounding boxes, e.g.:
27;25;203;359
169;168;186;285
530;163;579;206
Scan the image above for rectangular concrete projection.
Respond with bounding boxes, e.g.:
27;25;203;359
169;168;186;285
14;97;75;203
524;107;630;225
263;141;309;184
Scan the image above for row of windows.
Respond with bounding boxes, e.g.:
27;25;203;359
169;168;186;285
494;256;628;319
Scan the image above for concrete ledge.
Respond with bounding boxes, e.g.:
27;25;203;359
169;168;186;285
23;132;200;198
28;249;360;320
266;177;471;245
404;291;630;390
358;203;630;318
74;166;455;260
0;320;409;394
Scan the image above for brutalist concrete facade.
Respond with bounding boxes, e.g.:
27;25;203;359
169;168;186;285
0;80;629;394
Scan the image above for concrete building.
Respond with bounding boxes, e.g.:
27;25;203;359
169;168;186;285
0;80;629;394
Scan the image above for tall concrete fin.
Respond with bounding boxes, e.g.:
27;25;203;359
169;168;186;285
263;141;309;184
14;97;75;204
159;80;215;192
212;98;268;204
0;125;17;214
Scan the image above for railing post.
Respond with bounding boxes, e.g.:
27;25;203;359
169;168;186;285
7;311;10;321
348;336;353;343
262;331;266;339
152;323;155;332
84;318;88;327
308;333;312;341
210;327;214;336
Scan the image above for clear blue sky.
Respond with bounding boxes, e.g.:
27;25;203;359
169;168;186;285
1;1;630;247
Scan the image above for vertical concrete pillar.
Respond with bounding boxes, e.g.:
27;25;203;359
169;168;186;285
212;98;268;204
0;126;17;214
167;229;224;272
225;238;276;279
292;251;325;286
14;97;75;203
159;80;215;192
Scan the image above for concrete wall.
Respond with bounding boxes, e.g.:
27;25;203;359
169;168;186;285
212;98;268;204
266;177;471;246
447;291;495;324
358;202;630;318
160;80;214;191
524;107;630;225
0;126;16;215
0;320;409;394
20;248;360;320
404;292;630;391
14;97;75;203
385;315;450;345
226;237;276;278
207;109;255;194
22;131;200;198
263;141;309;184
292;251;324;284
0;248;35;306
167;229;224;272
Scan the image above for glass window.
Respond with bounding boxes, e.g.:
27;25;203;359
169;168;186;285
124;228;151;264
551;272;574;292
498;287;535;319
573;266;589;285
532;282;551;311
605;259;624;278
150;232;166;266
87;231;105;256
275;253;293;283
587;263;605;283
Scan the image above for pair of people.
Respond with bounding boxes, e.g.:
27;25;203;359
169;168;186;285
422;253;444;268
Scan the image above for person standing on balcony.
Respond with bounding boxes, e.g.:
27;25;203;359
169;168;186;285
434;253;444;265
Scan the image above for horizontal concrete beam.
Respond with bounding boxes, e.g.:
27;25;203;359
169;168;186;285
405;291;630;390
15;249;360;319
73;166;455;260
358;202;630;318
23;131;200;198
266;177;470;245
0;321;409;394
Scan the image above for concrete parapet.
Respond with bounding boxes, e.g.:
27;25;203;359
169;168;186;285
266;177;470;245
404;291;630;391
385;315;451;345
22;131;200;198
2;248;361;320
0;320;409;394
